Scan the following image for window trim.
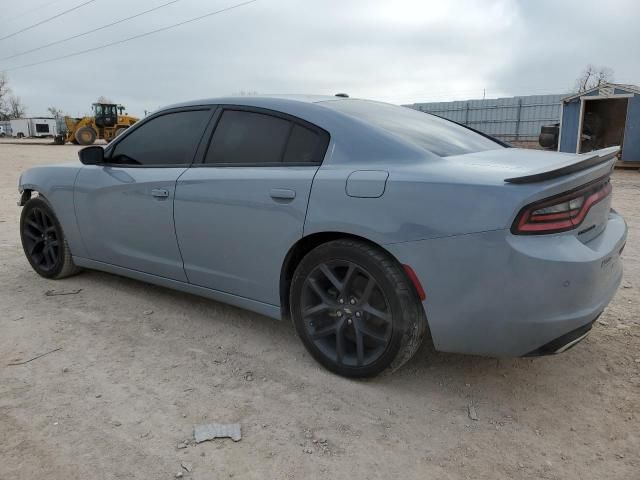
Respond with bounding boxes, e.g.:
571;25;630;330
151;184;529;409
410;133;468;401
101;106;215;168
196;105;331;168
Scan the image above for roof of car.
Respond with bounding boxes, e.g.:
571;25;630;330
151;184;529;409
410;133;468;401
162;94;349;110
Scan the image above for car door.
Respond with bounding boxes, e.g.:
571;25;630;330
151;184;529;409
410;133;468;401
174;107;330;305
74;107;212;281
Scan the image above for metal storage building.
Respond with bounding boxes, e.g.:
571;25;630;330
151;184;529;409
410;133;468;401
406;94;565;142
558;83;640;162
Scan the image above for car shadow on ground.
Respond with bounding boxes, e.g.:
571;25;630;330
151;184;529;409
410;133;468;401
56;268;551;393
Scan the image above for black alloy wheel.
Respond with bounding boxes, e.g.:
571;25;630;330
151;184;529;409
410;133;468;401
20;197;80;279
22;205;60;273
290;239;427;378
301;260;393;368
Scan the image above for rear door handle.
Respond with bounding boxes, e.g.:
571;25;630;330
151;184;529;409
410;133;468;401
151;188;170;198
270;188;296;200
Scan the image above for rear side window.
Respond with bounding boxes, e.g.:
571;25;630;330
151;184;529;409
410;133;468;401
283;124;322;163
206;110;290;164
110;110;210;166
204;110;328;165
321;99;504;157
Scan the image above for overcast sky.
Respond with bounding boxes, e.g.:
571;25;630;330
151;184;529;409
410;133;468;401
0;0;638;117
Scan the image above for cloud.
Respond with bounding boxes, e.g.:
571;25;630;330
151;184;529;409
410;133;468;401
0;0;637;117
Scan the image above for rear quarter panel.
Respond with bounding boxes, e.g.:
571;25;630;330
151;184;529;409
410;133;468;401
305;148;618;246
19;163;87;258
305;158;524;245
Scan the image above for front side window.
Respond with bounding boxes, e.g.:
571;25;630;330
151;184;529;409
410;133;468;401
110;110;210;166
204;110;328;165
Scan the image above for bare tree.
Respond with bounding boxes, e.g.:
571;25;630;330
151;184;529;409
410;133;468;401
0;73;12;120
0;74;9;101
575;64;614;93
0;73;28;119
8;95;27;118
47;106;65;118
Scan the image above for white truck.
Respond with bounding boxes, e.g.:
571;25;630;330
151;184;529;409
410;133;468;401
0;125;6;137
10;118;58;138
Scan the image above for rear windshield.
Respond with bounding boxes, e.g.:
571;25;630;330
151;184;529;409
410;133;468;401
321;99;504;157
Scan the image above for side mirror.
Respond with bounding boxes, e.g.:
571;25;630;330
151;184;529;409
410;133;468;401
78;145;105;165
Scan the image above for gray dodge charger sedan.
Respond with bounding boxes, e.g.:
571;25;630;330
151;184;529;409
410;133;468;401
18;95;626;377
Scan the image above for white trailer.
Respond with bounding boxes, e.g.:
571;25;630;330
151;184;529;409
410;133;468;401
10;118;58;138
10;119;29;138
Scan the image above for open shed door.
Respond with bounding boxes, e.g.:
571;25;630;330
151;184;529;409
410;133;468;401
579;97;628;154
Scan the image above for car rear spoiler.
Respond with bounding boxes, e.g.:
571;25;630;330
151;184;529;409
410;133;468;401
504;146;619;184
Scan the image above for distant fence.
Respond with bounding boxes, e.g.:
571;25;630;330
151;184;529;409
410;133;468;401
405;94;567;142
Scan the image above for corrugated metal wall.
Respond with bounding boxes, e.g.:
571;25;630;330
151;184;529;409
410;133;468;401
406;94;565;141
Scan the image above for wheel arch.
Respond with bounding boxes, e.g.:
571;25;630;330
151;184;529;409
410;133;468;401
19;189;51;206
18;165;89;258
18;188;34;206
279;231;425;320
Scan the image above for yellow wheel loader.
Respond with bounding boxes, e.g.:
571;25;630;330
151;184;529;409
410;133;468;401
55;103;138;145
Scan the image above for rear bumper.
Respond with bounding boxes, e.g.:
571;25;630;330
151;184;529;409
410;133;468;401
386;211;627;357
524;316;598;356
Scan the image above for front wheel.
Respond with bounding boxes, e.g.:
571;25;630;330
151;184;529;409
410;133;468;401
290;239;427;378
20;197;80;279
74;127;96;145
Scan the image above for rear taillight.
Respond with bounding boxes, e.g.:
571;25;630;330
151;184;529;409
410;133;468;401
512;177;612;235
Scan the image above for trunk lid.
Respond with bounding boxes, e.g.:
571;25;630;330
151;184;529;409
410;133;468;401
503;146;618;184
445;146;617;186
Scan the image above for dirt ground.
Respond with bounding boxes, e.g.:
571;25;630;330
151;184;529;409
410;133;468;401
0;141;638;480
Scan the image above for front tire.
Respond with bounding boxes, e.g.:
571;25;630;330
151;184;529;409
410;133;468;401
290;239;426;378
20;197;80;279
75;127;96;145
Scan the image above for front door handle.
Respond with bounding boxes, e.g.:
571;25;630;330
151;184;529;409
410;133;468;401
151;188;170;198
270;188;296;200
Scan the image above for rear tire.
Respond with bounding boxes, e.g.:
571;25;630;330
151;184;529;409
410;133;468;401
290;239;426;378
20;197;80;279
